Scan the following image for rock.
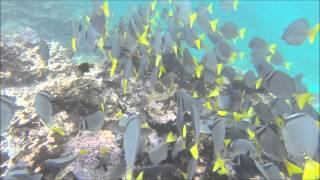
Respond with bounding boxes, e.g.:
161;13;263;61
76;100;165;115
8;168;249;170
48;76;104;117
0;33;47;87
52;111;77;136
0;30;73;88
146;93;177;132
61;130;121;180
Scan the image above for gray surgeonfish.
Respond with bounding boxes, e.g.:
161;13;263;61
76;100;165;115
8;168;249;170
282;18;309;45
34;91;53;126
264;71;297;98
220;21;239;40
256;126;287;161
1;95;19;134
123;115;141;171
148;142;168;164
84;111;105;131
282;113;319;163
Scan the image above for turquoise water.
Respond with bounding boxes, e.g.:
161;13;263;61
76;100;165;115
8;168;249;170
1;0;319;108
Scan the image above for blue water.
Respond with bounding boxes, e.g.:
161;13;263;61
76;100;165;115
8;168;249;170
1;0;319;108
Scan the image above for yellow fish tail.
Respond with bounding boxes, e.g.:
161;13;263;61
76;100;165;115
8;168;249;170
123;79;128;95
207;3;213;14
110;58;118;77
268;43;277;54
101;0;110;17
71;37;77;52
217;63;223;76
194;38;201;50
309;23;320;44
189;12;198;28
239;28;246;39
233;0;239;11
209;19;219;32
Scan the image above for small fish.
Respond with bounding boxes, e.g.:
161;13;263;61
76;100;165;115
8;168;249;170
39;39;49;65
220;21;239;40
220;0;239;12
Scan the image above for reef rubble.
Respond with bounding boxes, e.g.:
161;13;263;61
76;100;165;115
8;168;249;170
0;29;185;179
